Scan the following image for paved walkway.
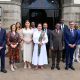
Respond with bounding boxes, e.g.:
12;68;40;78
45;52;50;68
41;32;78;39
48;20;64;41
0;58;80;80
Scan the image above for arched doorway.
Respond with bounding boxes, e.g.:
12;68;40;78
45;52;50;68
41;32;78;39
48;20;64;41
21;0;62;29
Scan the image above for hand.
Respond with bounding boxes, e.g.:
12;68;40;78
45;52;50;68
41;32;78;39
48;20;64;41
0;47;3;50
39;42;43;46
11;44;17;48
26;40;32;44
13;45;17;48
51;46;54;50
24;39;32;44
63;46;65;49
69;44;75;48
69;44;73;48
72;44;76;48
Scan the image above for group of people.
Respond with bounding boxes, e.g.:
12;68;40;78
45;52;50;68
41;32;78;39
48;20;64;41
0;19;80;73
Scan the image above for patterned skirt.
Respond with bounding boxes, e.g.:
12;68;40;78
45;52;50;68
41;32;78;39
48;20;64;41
8;46;20;64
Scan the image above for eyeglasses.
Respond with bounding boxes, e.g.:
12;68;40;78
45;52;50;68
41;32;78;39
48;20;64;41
70;24;74;25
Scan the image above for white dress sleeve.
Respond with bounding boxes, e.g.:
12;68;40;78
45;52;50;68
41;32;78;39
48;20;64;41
33;32;39;44
42;33;48;44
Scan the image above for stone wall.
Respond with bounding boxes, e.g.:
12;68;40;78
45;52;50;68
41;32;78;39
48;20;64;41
1;0;80;28
0;0;21;30
62;0;80;25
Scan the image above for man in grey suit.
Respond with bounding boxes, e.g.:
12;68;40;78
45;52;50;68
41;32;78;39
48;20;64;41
50;23;64;70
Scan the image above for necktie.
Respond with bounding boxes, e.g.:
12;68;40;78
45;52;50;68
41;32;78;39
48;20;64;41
44;29;47;33
71;29;74;36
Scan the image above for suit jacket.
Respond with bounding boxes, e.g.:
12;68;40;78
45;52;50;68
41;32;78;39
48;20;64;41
50;29;64;51
64;28;78;47
77;29;80;45
61;24;68;32
43;29;52;47
0;28;6;50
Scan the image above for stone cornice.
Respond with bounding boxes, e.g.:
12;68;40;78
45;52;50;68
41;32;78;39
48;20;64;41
63;3;80;8
0;1;21;6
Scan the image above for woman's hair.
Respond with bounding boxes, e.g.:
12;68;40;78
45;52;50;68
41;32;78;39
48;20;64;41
25;20;31;29
16;22;21;29
37;23;42;27
10;24;17;32
37;23;43;30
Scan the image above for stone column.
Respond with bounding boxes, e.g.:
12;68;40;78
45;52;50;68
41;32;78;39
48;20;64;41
0;0;21;30
62;0;80;25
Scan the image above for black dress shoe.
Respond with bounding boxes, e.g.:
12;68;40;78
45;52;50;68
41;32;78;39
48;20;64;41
1;69;7;73
65;67;69;70
69;66;75;70
56;66;60;70
51;66;55;70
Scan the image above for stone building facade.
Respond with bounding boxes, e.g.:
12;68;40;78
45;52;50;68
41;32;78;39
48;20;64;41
0;0;21;29
0;0;80;29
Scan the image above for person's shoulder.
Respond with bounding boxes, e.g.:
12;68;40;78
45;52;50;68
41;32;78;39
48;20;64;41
22;28;25;30
51;30;55;34
7;31;11;34
33;30;38;34
48;29;53;33
1;28;6;31
47;29;51;31
1;28;6;33
60;29;63;32
64;24;68;27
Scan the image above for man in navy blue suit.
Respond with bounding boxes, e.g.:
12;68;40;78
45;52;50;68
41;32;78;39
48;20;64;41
0;21;7;73
64;21;78;70
60;19;68;63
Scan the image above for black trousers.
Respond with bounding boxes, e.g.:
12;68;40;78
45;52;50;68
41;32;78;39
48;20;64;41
46;45;50;63
62;49;66;61
51;50;62;67
46;45;49;58
0;49;5;70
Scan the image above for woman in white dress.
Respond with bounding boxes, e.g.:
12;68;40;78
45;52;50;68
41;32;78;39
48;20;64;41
22;20;33;69
32;23;48;69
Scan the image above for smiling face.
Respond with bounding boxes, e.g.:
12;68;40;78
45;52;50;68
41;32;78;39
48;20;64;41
31;22;35;28
69;21;75;29
37;24;42;31
25;20;30;29
55;23;61;30
43;23;48;29
11;24;16;32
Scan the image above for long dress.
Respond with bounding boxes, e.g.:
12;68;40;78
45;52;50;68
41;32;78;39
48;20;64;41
17;29;23;62
32;30;48;65
22;28;33;63
7;31;21;64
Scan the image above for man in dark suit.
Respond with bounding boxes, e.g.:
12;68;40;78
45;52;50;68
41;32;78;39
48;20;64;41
0;21;7;73
64;21;78;70
60;19;68;62
43;23;52;63
50;23;64;70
